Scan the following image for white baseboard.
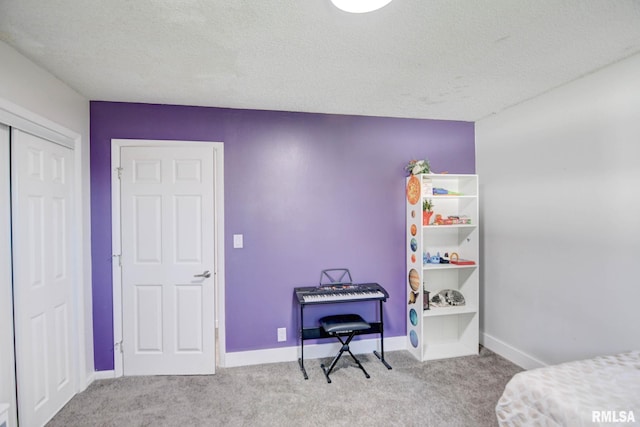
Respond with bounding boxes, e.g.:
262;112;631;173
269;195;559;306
93;370;116;380
84;371;95;389
480;331;546;370
223;336;406;368
89;334;545;373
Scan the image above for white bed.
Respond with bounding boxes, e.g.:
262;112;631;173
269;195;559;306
496;350;640;426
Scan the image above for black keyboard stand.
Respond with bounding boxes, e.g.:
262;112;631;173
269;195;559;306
294;283;392;380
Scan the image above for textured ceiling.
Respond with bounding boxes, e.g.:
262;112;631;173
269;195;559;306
1;0;640;121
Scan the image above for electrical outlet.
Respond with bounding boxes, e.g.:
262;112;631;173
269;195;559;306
277;327;286;342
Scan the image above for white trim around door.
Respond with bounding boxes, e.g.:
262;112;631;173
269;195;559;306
111;139;226;376
0;123;16;427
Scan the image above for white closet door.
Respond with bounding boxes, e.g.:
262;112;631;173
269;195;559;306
11;129;75;427
120;145;216;375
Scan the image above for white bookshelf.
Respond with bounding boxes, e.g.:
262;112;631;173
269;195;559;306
405;174;479;361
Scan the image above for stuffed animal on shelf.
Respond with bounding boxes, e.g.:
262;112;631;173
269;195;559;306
429;289;465;307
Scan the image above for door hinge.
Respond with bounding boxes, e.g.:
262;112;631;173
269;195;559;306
114;341;123;353
116;167;123;179
112;254;121;267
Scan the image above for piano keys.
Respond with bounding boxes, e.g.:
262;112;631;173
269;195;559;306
294;282;389;305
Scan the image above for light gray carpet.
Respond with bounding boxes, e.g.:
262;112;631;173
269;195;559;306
48;347;522;427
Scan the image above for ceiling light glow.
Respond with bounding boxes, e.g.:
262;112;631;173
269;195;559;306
330;0;394;13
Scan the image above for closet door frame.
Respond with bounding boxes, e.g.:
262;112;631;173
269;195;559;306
0;98;89;426
0;123;15;427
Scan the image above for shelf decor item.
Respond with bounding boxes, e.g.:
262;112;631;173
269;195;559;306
422;198;434;225
450;252;475;265
430;289;465;307
405;175;421;205
404;158;431;176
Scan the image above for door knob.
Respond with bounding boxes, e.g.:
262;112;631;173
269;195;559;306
194;270;211;278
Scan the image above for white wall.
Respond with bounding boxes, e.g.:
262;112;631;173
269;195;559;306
476;53;640;368
0;40;93;426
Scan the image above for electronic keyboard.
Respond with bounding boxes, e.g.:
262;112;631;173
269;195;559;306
294;283;389;305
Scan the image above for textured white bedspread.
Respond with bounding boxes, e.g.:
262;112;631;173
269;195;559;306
496;351;640;426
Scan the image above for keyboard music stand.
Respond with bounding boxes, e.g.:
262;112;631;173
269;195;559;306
319;268;352;286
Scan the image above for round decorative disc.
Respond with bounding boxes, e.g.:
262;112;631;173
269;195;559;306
410;330;419;348
406;175;420;205
409;308;418;326
408;268;420;291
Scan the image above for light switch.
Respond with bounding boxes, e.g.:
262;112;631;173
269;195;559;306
233;234;243;248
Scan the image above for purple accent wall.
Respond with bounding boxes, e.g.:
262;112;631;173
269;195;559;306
90;101;475;371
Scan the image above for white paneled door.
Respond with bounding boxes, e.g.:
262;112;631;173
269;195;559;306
120;146;216;375
11;129;75;427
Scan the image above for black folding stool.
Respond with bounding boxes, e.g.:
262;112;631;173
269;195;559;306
318;269;371;384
